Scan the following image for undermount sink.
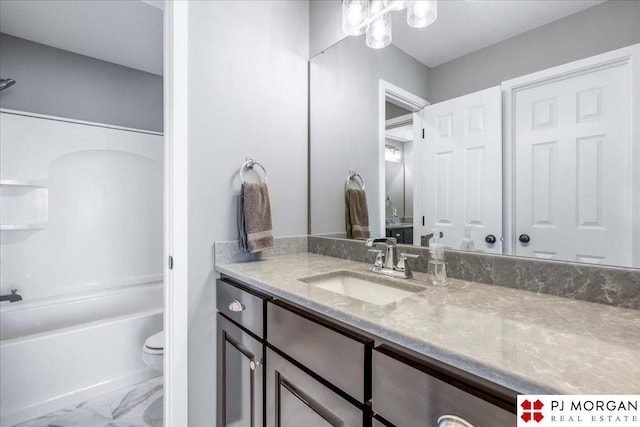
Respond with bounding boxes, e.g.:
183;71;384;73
299;270;421;306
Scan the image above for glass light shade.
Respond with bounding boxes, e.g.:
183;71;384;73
383;0;407;11
407;0;437;28
342;0;369;36
366;1;392;49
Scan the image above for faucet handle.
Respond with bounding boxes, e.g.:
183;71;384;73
396;253;420;278
368;249;385;268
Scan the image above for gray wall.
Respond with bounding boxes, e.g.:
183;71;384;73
0;34;163;132
429;0;640;102
309;0;344;58
310;36;429;236
187;1;309;425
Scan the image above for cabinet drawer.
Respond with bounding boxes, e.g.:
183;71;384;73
266;348;364;427
267;301;372;403
217;279;265;338
372;347;515;427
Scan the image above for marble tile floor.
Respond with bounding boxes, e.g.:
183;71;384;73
13;376;163;427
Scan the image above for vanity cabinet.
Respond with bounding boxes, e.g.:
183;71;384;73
217;275;517;427
372;345;516;427
266;301;373;426
266;348;363;427
216;279;268;427
386;226;413;244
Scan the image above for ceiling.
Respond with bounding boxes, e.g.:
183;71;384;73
391;0;605;67
0;1;605;76
0;0;163;76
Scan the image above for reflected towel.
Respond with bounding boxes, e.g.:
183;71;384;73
238;182;274;253
345;188;370;240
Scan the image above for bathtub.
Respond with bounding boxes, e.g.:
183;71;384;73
0;282;163;426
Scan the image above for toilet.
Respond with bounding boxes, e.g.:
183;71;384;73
142;331;164;371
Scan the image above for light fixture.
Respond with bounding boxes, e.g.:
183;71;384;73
407;0;437;28
342;0;438;49
385;145;402;162
342;0;369;36
366;0;392;49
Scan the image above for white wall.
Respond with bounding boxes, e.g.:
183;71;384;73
428;0;640;102
310;36;428;236
187;1;309;425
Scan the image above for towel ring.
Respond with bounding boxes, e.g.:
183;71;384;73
345;171;365;191
239;157;268;183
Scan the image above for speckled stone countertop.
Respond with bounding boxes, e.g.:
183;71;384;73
215;252;640;395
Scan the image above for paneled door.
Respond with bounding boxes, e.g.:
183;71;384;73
511;59;632;265
422;86;502;253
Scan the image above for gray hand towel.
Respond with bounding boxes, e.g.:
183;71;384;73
239;182;274;253
345;188;370;240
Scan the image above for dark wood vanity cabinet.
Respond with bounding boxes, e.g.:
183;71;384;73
216;279;267;427
372;346;516;427
266;301;373;427
217;276;516;427
386;226;413;244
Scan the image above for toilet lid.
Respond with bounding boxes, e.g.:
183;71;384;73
144;331;164;352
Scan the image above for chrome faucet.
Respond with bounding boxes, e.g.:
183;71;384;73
421;230;444;248
364;238;419;279
0;289;23;303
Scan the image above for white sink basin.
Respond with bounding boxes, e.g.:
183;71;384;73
299;271;420;306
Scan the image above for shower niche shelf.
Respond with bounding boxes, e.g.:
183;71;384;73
0;178;49;232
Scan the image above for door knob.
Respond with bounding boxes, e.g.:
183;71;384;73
519;234;530;244
485;234;496;244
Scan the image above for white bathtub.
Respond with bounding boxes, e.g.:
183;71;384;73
0;282;163;427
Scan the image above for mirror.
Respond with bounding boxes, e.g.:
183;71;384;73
309;0;640;268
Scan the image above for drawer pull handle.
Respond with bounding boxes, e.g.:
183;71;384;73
228;300;245;312
438;415;474;427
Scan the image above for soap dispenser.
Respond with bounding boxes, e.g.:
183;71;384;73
460;224;475;251
426;227;448;286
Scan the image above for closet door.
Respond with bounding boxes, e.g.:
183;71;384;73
422;86;502;253
511;59;632;265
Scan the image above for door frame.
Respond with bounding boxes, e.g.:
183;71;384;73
501;43;640;260
378;80;429;243
163;1;189;425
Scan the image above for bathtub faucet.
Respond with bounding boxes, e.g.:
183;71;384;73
0;289;22;303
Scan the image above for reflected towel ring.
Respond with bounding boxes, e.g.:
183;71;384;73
239;157;268;183
345;171;365;190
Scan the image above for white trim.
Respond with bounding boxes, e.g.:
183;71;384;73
164;1;189;426
0;108;163;136
501;43;640;260
378;80;429;242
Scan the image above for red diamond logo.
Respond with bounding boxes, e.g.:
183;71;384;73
521;399;544;423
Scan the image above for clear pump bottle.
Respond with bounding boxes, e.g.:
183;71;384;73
460;224;475;251
426;227;447;286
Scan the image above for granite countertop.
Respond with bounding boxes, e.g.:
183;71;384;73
215;252;640;395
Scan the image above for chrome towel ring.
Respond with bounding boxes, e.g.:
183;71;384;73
239;157;268;183
345;170;365;191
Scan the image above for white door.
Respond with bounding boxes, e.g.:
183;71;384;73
422;86;502;253
512;61;632;265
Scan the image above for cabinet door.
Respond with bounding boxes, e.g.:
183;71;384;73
217;313;264;427
266;348;364;427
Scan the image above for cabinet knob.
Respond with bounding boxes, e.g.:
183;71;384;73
437;415;474;427
485;234;496;244
249;360;261;371
228;300;245;312
519;233;530;244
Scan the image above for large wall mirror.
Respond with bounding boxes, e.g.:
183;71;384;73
309;0;640;268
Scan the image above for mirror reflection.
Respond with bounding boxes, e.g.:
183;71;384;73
310;0;640;268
